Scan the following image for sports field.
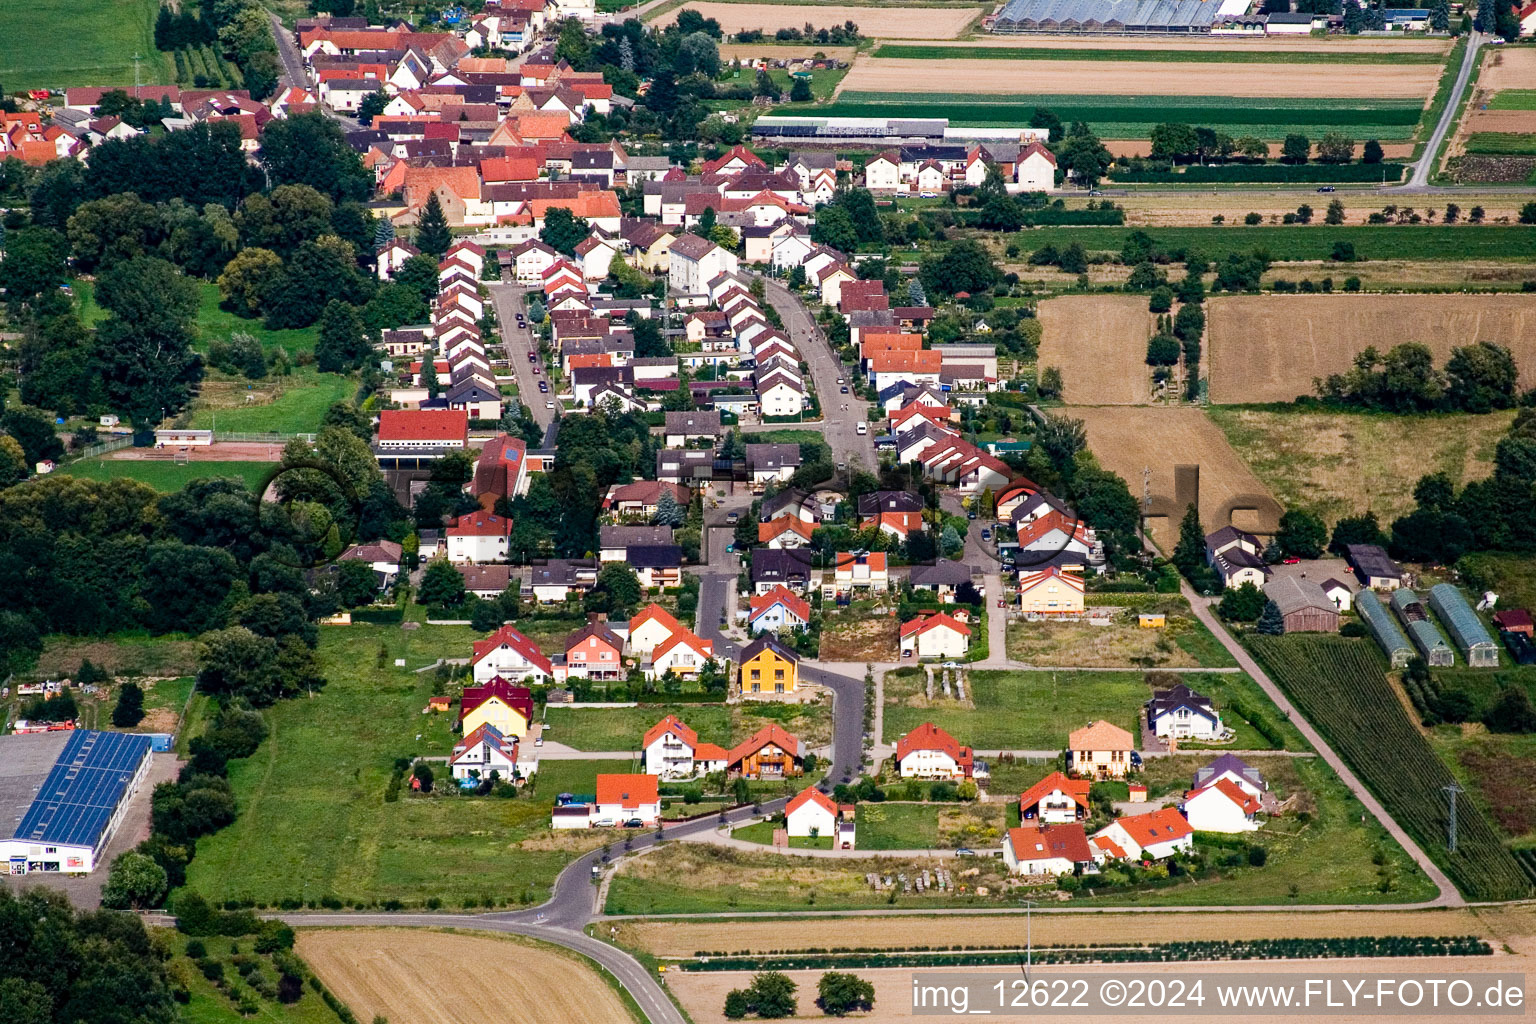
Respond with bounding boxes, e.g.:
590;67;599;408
1070;406;1283;547
1034;295;1152;405
0;0;172;90
57;459;277;492
298;930;639;1024
188;368;355;434
1205;294;1536;405
657;2;981;36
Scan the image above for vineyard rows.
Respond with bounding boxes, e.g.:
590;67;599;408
1249;635;1533;902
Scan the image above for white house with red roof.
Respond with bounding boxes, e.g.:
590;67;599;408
1015;141;1058;192
628;603;683;657
593;773;659;827
376;238;420;280
832;551;889;594
376;409;468;450
747;585;809;635
471;624;553;684
785;786;838;839
895;722;973;780
446;511;515;563
1182;779;1262;833
642;714;729;778
449;723;523;781
1092;807;1194;862
646;629;713;681
511;238;559;283
900;611;971;659
1018;770;1091;824
1003;823;1095;876
864;150;900;191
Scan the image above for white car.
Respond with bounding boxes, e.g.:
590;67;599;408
856;422;867;435
546;400;555;409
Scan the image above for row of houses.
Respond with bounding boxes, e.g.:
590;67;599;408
472;604;714;685
861;136;1058;194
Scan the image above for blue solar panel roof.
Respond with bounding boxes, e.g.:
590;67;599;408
15;731;152;849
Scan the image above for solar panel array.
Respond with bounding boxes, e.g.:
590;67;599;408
993;0;1222;31
14;731;152;849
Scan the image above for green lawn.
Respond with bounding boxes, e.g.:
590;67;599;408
1185;672;1310;752
184;622;617;908
732;820;833;849
194;282;320;356
1489;90;1536;110
188;369;354;434
1011;225;1536;263
57;459;277;492
0;0;172;90
854;801;1006;851
544;705;732;752
883;669;1149;750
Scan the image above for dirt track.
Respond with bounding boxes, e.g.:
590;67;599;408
1206;294;1536;406
107;441;287;462
1035;295;1152;406
658;3;981;37
297;929;635;1024
838;57;1439;97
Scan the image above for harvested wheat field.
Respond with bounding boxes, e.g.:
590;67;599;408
1206;294;1536;405
1106;139;1414;161
1464;109;1536;134
1071;406;1283;548
1482;46;1536;93
837;58;1438;97
657;3;980;37
905;34;1450;52
619;907;1488;958
718;42;856;60
1036;295;1152;405
1209;407;1511;526
297;929;636;1024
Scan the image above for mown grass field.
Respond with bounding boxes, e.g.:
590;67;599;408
1489;89;1536;110
185;622;623;907
871;43;1445;64
1009;225;1536;263
1465;133;1536;155
188;368;354;434
0;0;172;90
882;669;1148;750
819;93;1422;139
57;459;276;492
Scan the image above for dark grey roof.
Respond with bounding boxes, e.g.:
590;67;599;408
1146;684;1217;725
857;490;923;515
628;545;683;568
909;558;973;587
746;443;802;471
752;548;810;582
664;410;722;435
600;525;673;548
1345;543;1402;581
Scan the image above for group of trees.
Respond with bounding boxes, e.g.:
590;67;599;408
159;0;283;98
724;970;875;1019
1314;341;1520;414
734;20;861;44
1147;123;1381;167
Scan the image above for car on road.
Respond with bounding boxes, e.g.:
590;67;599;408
836;377;843;385
1317;186;1337;193
1281;556;1301;564
856;422;867;435
980;528;991;540
538;381;549;392
920;191;937;198
837;461;847;471
967;511;976;520
528;351;537;361
840;385;849;394
997;599;1005;608
955;848;975;857
546;400;555;409
726;511;740;524
532;365;541;374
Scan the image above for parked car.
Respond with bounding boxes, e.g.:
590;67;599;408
546;400;555;410
726;511;740;524
623;818;645;828
533;365;541;374
1281;556;1301;564
840;385;849;394
856;422;867;435
1130;751;1143;769
1317;186;1336;193
528;351;537;361
955;847;975;857
967;511;976;520
538;381;549;392
980;528;991;540
593;818;616;828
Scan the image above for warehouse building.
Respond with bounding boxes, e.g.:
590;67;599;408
1356;590;1412;669
990;0;1249;33
0;730;153;876
1428;583;1499;668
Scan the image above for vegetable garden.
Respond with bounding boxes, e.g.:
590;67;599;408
1249;634;1534;902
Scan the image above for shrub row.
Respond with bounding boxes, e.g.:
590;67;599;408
1227;696;1286;748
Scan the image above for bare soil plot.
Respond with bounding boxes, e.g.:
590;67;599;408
909;34;1450;53
1006;612;1199;668
819;613;900;661
618;907;1488;957
837;57;1439;97
1463;110;1536;134
1035;295;1152;406
718;42;856;60
297;929;636;1024
1070;406;1283;549
658;3;980;37
107;440;288;461
1209;406;1512;528
1481;46;1536;93
1206;294;1536;405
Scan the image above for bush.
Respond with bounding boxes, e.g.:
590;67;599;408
1248;845;1269;867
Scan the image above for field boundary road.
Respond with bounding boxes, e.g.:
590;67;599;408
1405;31;1486;189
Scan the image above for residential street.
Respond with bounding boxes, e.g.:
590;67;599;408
487;282;555;430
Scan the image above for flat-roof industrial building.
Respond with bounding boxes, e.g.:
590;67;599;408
0;730;153;876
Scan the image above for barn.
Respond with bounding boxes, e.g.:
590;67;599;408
1428;584;1499;668
0;730;154;875
1262;577;1339;633
1356;590;1413;669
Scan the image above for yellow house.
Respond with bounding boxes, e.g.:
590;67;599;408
460;678;536;739
1017;567;1084;616
739;635;799;695
1068;720;1135;780
628;226;676;273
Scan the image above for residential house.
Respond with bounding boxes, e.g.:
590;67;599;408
1205;526;1269;589
831;551;889;595
460;676;537;736
1019;771;1091;825
857;490;924;540
630;545;683;589
593;773;659;827
746;443;802;485
739;635;799;695
446;512;515;563
1003;824;1094;876
470;627;552;685
1145;683;1223;742
458;564;516;599
894;722;973;780
752;549;813;594
449;723;521;781
336;540;404;582
562;614;625;681
664;409;722;447
1192;754;1267;798
628;603;684;658
1092;808;1193;862
647;629;713;680
668;234;739;296
864;150;900;191
759;516;816;549
749;585;812;634
908;559;973;603
1068;720;1134;780
472;434;530;509
1263;576;1339;633
785;786;837;839
727;723;804;778
1017;567;1085;616
1182;779;1261;833
900;611;971;659
603;480;691;519
643;715;728;778
600;525;674;563
526;559;599;603
1014;140;1057;191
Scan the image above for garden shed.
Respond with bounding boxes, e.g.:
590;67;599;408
1428;584;1499;668
1355;590;1412;669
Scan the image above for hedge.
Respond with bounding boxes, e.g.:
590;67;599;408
935;207;1126;228
1110;163;1406;184
349;606;405;624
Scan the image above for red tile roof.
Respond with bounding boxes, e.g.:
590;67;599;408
643;713;697;749
786;786;837;818
894;722;972;772
1115;807;1193;846
470;626;552;675
900;611;971;640
377;409;468;443
630;602;683;639
1007;823;1092;865
459;676;536;723
1185;778;1260;815
447;512;514;537
749;585;811;626
595;773;658;809
728;723;802;767
1018;771;1090;814
651;629;712;663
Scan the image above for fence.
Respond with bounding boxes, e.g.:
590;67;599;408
73;438;135;460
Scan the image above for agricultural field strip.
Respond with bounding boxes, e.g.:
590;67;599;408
1249;636;1530;902
1465;133;1536;155
1009;226;1536;264
872;44;1446;64
1488;90;1536;110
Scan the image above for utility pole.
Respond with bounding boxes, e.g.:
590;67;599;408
1444;783;1462;852
131;53;143;98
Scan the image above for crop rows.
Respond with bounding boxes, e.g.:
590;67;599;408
1249;635;1532;902
870;43;1445;64
1465;133;1536;156
1006;226;1536;264
1487;89;1536;110
1111;163;1406;184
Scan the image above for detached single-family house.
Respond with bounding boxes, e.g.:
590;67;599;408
1182;779;1261;833
752;549;813;594
594;773;660;827
895;722;973;780
1092;808;1193;862
470;626;553;685
460;676;537;737
449;723;521;781
1003;823;1094;877
857;490;924;539
908;559;972;603
746;443;802;485
562;614;626;681
642;714;728;778
728;723;804;779
785;786;837;839
446;512;515;564
1068;720;1134;780
647;629;713;680
749;585;812;634
739;635;799;695
1144;683;1223;742
1017;567;1085;616
832;551;889;594
759;516;816;549
899;611;971;659
1192;754;1267;797
1019;771;1091;825
1205;526;1269;588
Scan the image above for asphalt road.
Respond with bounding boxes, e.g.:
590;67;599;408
267;12;359;130
1406;31;1486;190
487;282;556;430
